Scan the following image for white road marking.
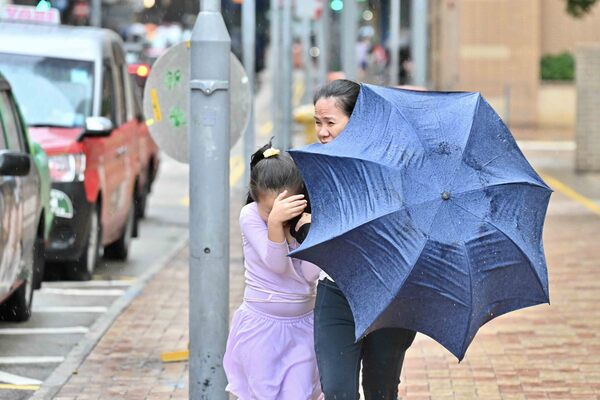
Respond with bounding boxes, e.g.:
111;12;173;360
0;371;42;385
33;306;108;313
40;288;125;296
0;356;64;364
0;327;89;335
43;280;134;288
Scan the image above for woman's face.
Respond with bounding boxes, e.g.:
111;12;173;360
314;97;350;144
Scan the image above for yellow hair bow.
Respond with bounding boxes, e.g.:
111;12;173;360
263;148;281;158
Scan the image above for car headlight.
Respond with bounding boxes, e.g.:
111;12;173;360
48;154;86;182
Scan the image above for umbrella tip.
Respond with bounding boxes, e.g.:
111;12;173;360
442;191;451;201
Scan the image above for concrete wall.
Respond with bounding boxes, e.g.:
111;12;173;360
538;83;576;128
542;0;600;55
430;0;541;126
575;44;600;172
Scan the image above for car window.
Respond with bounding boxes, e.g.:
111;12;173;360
0;93;8;150
0;53;94;128
112;44;127;125
101;64;116;124
0;91;24;152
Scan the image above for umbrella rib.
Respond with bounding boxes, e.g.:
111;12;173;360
450;200;548;302
459;241;474;358
444;95;482;190
366;86;428;153
450;181;552;200
445;206;475;358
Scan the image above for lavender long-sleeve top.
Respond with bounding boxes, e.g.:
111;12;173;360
240;202;322;317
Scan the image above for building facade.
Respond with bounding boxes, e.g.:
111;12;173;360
429;0;600;126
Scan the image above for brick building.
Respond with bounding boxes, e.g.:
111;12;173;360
429;0;600;126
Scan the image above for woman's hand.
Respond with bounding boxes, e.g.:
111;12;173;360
268;191;307;225
295;213;312;232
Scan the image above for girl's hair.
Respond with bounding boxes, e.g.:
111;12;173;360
313;79;360;118
245;139;304;204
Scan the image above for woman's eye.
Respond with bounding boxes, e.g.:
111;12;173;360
328;122;335;126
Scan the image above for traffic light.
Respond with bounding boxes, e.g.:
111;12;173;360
36;0;52;11
330;0;343;12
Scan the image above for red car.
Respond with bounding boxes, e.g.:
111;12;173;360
0;18;159;280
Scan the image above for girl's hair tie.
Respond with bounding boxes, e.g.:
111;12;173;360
263;148;280;158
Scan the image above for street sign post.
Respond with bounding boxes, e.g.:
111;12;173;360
143;43;250;163
189;1;230;398
242;0;255;184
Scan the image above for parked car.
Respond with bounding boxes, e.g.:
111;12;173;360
0;72;48;321
0;16;158;280
127;68;159;219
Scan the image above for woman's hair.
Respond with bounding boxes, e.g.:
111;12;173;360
245;139;304;204
313;79;360;118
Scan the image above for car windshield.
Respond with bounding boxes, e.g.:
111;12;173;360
0;53;94;128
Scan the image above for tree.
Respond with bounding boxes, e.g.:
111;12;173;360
566;0;598;17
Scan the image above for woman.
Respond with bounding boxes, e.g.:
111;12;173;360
293;79;416;399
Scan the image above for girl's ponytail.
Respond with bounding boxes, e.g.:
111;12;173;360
245;139;276;204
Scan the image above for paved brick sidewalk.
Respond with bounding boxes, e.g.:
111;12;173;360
51;154;600;400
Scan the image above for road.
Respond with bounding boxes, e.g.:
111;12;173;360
0;154;191;400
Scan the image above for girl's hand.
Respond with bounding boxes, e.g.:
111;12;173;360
268;190;307;225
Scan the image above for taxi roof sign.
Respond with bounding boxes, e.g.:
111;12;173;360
1;5;61;25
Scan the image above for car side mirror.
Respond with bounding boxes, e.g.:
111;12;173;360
79;117;114;141
0;151;31;177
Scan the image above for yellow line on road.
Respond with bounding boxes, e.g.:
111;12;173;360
0;384;39;391
542;173;600;217
293;80;305;107
180;155;245;206
160;349;189;363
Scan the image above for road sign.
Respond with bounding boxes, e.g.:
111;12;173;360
143;41;250;163
296;0;323;20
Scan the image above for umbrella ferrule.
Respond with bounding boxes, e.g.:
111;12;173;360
442;191;451;201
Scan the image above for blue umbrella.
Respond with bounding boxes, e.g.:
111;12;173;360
289;84;552;360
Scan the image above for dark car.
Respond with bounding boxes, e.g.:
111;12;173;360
0;73;45;321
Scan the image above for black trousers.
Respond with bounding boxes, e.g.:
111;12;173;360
314;279;416;400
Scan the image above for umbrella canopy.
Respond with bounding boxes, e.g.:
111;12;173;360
289;84;552;360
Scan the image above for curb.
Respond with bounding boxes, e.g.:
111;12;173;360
30;234;189;400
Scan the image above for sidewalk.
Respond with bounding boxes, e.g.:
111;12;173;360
46;141;600;400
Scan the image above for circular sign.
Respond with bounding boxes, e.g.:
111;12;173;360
143;42;251;163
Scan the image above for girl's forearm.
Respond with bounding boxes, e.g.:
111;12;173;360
267;219;286;243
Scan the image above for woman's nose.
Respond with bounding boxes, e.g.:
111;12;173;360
316;126;328;140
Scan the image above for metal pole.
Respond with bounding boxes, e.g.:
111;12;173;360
411;0;428;87
90;0;101;27
280;0;293;149
316;3;330;85
242;0;256;184
270;0;281;143
189;0;230;398
389;0;401;86
341;0;358;80
301;15;313;104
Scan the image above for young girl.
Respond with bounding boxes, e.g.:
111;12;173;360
224;142;323;400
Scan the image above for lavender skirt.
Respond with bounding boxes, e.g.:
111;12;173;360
224;302;323;400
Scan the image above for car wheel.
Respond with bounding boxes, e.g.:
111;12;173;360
135;175;150;220
0;243;34;322
64;204;101;281
103;203;134;261
32;236;45;290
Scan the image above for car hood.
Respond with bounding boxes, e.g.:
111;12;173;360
28;127;84;155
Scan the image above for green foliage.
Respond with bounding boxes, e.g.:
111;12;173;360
541;52;575;81
566;0;598;17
